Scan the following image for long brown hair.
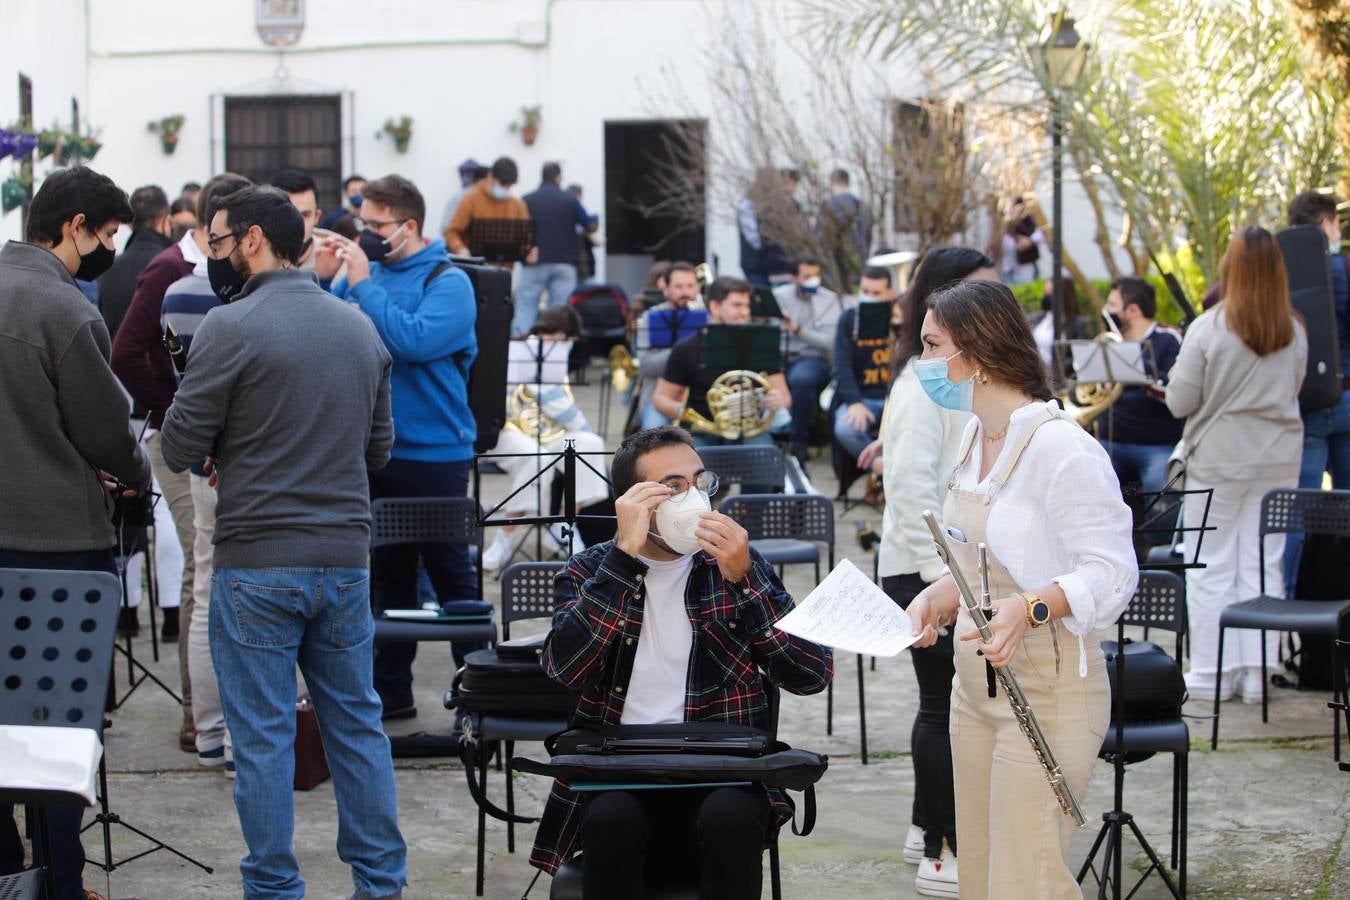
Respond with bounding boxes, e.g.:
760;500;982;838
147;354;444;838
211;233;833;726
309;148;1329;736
890;246;997;381
1219;226;1294;356
927;280;1053;401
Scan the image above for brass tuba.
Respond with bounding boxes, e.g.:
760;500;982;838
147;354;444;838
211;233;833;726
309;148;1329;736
679;370;776;440
1061;331;1124;429
609;344;639;394
505;383;574;444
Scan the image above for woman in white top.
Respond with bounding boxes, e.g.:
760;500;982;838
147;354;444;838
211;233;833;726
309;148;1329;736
863;247;995;896
1165;226;1306;703
907;279;1138;899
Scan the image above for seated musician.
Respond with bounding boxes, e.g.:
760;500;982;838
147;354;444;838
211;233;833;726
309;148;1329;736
481;306;609;571
649;275;790;450
635;261;704;430
774;255;850;466
1098;276;1183;495
530;426;833;898
832;265;897;462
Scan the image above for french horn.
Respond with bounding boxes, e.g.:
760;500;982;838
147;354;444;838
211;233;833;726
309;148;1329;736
678;369;776;440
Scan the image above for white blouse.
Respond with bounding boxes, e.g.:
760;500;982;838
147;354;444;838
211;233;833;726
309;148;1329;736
951;401;1139;675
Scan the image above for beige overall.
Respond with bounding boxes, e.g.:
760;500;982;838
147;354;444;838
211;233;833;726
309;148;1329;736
943;408;1110;899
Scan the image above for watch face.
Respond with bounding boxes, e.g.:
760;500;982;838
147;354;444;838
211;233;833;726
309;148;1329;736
1032;601;1051;624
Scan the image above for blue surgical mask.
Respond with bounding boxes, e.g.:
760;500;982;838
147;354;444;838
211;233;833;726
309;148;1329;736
491;185;511;201
914;350;974;411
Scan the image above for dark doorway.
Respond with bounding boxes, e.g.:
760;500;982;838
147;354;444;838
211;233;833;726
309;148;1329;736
605;119;707;266
224;95;342;210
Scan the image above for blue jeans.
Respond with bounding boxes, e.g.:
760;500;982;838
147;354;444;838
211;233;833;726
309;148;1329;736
513;263;578;335
639;402;672;431
1284;389;1350;593
1098;439;1173;495
833;398;885;461
786;355;832;448
211;566;406;900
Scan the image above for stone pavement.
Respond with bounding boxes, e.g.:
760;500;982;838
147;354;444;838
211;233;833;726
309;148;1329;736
25;381;1350;899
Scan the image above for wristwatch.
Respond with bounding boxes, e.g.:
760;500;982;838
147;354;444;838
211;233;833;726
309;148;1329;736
1021;591;1051;628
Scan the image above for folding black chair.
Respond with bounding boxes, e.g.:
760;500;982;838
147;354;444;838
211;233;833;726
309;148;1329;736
0;568;122;900
694;444;786;495
1210;489;1350;757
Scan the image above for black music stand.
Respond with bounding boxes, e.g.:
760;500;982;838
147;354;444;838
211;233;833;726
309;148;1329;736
1077;488;1212;900
109;491;180;710
700;324;783;440
466;217;534;265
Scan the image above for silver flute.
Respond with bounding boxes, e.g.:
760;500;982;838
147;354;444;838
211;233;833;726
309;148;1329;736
922;511;1086;826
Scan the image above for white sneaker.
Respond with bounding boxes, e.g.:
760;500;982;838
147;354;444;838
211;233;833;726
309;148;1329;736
903;824;924;865
481;529;518;572
1240;666;1267;704
915;852;959;898
1185;669;1234;703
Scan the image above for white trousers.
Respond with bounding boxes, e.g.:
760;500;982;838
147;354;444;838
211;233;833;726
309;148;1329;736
123;471;184;609
493;429;609;514
1184;474;1292;678
188;473;229;753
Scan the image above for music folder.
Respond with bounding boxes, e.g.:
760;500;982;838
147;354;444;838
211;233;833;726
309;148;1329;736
703;323;781;372
643;308;708;350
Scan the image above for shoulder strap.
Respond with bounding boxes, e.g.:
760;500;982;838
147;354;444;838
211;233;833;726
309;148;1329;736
423;260;453;291
988;405;1064;489
790;785;817;837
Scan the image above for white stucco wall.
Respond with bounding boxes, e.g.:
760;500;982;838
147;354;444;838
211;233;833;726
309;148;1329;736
1;0;1123;284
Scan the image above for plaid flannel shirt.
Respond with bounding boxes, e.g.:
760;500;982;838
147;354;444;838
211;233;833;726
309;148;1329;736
528;541;833;874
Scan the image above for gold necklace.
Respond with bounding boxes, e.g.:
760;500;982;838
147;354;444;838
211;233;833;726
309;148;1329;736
983;424;1009;442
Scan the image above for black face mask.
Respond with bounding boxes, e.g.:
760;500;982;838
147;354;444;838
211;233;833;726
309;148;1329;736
74;237;115;281
357;223;407;264
207;254;249;303
1106;311;1124;330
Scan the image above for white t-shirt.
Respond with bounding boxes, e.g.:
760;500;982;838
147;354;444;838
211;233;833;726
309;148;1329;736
620;554;695;725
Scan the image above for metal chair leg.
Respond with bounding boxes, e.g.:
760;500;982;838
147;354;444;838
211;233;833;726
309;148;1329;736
1211;627;1226;750
1170;752;1180;869
506;739;516;853
476;750;489;896
826;680;834;735
1178;750;1188;897
1261;630;1269;724
1334;638;1345;763
769;838;782;900
857;653;867;766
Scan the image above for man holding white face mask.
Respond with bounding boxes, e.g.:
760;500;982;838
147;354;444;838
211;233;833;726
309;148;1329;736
530;426;833;898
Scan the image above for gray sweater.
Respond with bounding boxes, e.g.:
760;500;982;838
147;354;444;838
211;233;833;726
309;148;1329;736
0;242;150;552
1165;306;1306;482
160;268;393;569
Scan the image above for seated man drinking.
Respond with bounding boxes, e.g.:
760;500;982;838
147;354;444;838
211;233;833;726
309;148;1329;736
529;426;833;898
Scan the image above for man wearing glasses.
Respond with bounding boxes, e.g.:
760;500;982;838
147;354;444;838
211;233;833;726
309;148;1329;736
315;174;480;721
161;185;404;900
529;426;832;899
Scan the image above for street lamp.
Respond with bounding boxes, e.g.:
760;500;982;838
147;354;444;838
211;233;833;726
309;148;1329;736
1036;12;1088;348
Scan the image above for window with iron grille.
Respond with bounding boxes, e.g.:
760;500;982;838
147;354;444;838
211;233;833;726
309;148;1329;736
224;95;342;211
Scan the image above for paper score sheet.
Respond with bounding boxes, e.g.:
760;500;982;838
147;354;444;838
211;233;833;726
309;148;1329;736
772;559;919;657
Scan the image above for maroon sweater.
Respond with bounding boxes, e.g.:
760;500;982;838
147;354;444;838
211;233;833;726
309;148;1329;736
111;243;193;428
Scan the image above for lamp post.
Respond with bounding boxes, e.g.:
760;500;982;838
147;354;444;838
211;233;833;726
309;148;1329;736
1037;12;1088;346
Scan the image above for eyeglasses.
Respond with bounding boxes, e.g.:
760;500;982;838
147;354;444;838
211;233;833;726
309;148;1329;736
354;217;402;232
205;228;248;259
660;471;719;500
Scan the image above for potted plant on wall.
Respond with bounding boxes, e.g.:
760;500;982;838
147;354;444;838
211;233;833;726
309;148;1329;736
147;115;186;155
510;105;542;146
382;116;413;154
2;167;33;214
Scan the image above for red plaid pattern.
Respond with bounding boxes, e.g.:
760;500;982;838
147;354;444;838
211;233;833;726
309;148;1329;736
528;541;833;874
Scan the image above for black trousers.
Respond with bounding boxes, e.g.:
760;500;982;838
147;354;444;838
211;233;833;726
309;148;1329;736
0;546;116;900
580;786;770;900
369;458;478;702
883;572;957;859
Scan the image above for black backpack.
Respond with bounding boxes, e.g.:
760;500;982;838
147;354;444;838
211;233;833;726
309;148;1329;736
446;635;577;718
1101;637;1187;723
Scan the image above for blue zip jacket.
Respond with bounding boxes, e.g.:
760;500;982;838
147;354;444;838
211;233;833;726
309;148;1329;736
333;238;477;462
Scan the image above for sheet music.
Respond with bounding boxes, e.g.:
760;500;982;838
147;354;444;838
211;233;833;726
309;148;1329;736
773;559;918;657
506;338;573;385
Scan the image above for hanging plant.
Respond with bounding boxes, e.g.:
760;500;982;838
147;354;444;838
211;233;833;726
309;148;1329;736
58;130;102;166
2;168;33;214
509;105;542;146
0;127;37;162
147;114;186;155
36;127;62;161
382;116;413;153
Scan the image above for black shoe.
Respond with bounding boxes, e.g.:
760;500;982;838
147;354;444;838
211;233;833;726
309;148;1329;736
379;691;417;721
160;607;180;642
117;606;140;637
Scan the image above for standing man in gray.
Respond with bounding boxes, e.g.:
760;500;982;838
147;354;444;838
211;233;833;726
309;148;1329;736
161;186;405;900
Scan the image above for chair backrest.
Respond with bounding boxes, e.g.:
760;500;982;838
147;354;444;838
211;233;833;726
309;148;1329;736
696;445;786;493
1121;569;1186;658
371;497;482;549
1260;488;1350;539
500;561;565;639
720;494;835;546
0;568;121;731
